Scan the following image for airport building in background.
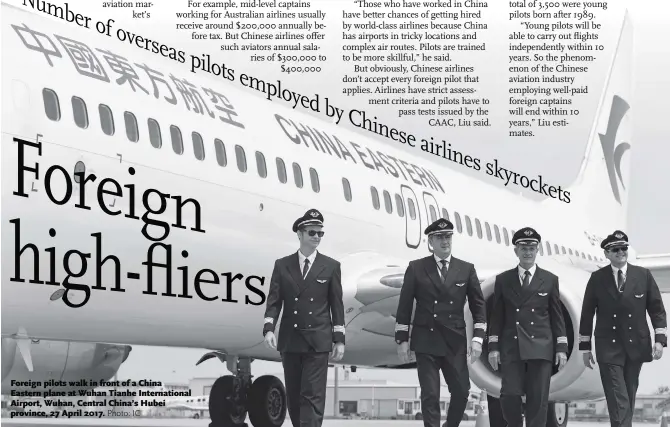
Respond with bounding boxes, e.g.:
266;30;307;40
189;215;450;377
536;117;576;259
569;394;670;422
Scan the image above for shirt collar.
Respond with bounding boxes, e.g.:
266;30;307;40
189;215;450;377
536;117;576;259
518;264;537;277
298;249;317;265
434;254;452;265
612;263;628;276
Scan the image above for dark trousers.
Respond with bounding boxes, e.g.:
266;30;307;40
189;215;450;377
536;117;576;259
488;394;508;427
416;352;470;427
500;359;552;427
599;359;643;427
281;352;329;427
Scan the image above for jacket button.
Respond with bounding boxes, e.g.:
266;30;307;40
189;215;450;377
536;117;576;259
613;314;617;317
435;300;438;304
434;314;437;317
613;326;616;329
532;309;535;312
294;311;298;314
629;314;632;318
294;324;297;327
516;309;520;312
613;339;616;342
516;322;519;325
531;322;534;325
309;312;312;315
310;298;314;301
450;301;453;304
514;336;517;339
309;325;312;327
531;336;534;338
629;327;632;330
431;328;434;331
295;298;298;301
630;340;633;342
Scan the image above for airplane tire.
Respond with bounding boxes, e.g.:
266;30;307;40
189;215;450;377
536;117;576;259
547;402;569;427
209;375;247;426
247;375;286;427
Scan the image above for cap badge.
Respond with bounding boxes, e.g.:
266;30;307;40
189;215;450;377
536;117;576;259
310;211;318;217
524;230;533;236
439;222;446;228
615;233;623;238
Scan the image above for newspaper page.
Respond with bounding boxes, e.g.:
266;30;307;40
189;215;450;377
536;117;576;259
1;0;669;425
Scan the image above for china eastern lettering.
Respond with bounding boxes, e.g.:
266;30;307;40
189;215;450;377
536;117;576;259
12;137;205;241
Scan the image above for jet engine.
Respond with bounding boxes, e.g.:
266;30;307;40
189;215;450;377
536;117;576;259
1;338;131;394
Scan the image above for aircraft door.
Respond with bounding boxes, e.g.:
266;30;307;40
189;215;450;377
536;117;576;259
401;185;421;249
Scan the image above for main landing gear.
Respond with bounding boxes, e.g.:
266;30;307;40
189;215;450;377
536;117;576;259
197;353;287;427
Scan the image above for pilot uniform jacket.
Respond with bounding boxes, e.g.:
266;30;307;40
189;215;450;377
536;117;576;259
394;255;487;356
578;263;667;365
488;266;568;362
262;251;345;353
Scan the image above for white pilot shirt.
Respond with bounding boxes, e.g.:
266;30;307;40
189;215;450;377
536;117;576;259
298;249;317;278
611;263;628;290
518;264;537;286
434;254;452;279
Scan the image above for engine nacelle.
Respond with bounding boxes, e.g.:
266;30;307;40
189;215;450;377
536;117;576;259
465;261;606;402
1;338;131;394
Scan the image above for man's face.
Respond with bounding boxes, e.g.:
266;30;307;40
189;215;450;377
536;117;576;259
605;246;628;266
298;225;324;250
430;233;452;258
514;244;538;267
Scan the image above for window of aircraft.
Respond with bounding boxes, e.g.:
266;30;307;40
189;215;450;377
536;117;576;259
554;244;559;254
310;168;320;193
214;139;227;167
588;254;593;261
538;242;544;256
485;222;492;242
429;206;437;222
276;158;287;183
465;216;473;236
43;88;60;121
147;118;161;148
407;198;416;220
124;112;139;142
454;212;463;233
581;252;586;259
235;145;247;172
503;227;510;246
441;209;450;221
494;225;501;244
546;242;552;255
395;194;405;217
371;187;380;210
192;132;205;161
383;190;392;214
99;104;114;136
71;96;88;129
475;218;482;239
170;125;183;155
256;152;267;178
569;248;573;255
342;178;352;201
562;246;566;254
293;162;303;188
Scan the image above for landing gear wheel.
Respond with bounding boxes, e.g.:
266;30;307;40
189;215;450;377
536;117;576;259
209;375;247;426
248;375;287;427
547;402;569;427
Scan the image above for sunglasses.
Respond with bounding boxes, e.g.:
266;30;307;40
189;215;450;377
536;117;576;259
305;230;324;237
609;247;628;253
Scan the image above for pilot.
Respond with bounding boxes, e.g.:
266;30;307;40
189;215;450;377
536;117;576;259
261;208;345;427
395;218;487;427
578;230;667;427
487;227;568;427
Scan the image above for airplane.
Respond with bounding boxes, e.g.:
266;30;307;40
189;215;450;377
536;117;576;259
1;2;668;427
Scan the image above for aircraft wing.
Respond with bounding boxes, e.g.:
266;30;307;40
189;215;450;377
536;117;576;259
636;254;670;293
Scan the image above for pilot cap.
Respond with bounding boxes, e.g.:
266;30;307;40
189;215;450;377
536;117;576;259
513;227;541;246
601;230;629;250
424;218;454;237
292;209;324;232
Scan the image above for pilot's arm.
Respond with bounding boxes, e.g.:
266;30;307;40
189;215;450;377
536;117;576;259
263;260;283;337
466;265;487;346
646;269;667;348
550;277;568;368
395;261;417;344
578;273;597;352
329;262;346;345
487;277;503;370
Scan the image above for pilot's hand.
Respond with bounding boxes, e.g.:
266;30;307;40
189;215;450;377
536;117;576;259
583;351;595;369
331;343;345;361
556;352;567;370
470;340;482;364
397;341;411;364
488;351;500;371
653;343;664;360
264;332;277;350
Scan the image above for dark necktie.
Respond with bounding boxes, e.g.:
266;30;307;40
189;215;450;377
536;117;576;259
440;260;448;284
303;259;310;279
522;271;530;287
617;269;624;292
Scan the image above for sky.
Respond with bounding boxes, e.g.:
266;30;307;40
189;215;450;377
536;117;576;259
113;0;670;396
